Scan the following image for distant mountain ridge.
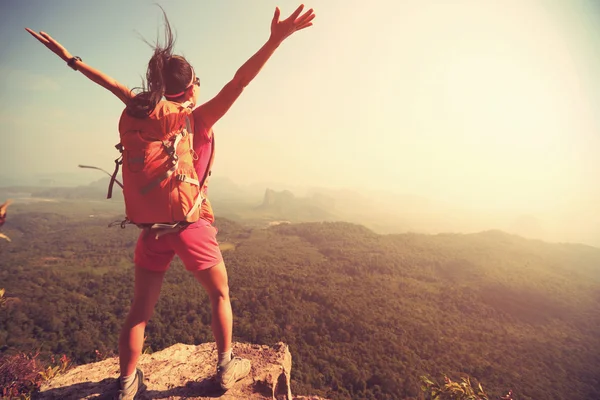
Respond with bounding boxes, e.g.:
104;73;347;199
2;176;599;248
254;188;336;221
0;172;95;187
30;177;123;200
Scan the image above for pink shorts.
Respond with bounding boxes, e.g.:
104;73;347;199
134;221;223;272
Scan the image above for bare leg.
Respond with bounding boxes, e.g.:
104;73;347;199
192;260;250;390
118;266;166;377
192;261;232;354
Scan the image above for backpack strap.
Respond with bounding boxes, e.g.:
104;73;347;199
107;144;124;199
78;160;124;199
108;218;190;239
176;174;199;186
184;187;206;221
146;222;187;238
140;162;178;195
108;218;132;229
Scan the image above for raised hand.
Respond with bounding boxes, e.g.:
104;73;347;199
269;4;315;44
25;28;72;62
0;199;12;217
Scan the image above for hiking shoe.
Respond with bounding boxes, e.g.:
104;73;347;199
216;354;251;390
118;368;145;400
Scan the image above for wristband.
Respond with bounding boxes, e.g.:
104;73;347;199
67;56;82;71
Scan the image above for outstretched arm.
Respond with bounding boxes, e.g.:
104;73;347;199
195;4;315;129
0;199;12;217
25;29;133;105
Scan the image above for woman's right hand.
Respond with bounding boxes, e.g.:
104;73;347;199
25;29;72;62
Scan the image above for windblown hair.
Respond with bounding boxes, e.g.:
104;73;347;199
127;6;194;118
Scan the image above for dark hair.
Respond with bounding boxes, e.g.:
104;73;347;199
127;7;194;118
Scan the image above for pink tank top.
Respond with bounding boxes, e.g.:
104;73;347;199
193;115;215;225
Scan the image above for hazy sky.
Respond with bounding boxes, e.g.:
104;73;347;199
1;0;599;242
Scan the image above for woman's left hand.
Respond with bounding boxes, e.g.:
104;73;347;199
25;28;72;62
269;4;315;44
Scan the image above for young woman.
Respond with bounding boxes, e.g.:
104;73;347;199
26;4;315;399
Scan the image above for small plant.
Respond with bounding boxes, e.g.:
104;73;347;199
0;351;72;399
0;352;43;399
142;335;153;355
421;374;514;400
94;347;116;362
0;288;6;308
38;354;71;382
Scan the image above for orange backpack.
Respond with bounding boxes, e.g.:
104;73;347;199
81;100;214;231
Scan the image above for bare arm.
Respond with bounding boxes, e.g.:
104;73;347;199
0;199;11;217
194;38;280;129
195;4;315;129
70;61;133;105
25;29;133;104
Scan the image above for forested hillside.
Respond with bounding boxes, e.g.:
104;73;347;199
1;202;599;399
